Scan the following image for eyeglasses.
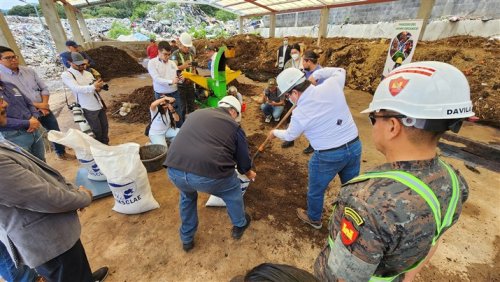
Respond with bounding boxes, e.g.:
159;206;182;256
368;113;406;125
1;55;19;61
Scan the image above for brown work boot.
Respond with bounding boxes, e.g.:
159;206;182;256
296;208;322;229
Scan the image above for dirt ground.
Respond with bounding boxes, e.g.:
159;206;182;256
42;70;500;282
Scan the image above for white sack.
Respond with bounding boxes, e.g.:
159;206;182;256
48;129;106;181
90;142;160;214
205;170;251;207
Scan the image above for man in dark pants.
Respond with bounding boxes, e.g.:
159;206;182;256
0;97;108;282
0;46;74;160
61;53;109;144
171;32;196;119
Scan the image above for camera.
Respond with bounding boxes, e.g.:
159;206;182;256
68;103;95;137
101;84;109;91
190;61;198;67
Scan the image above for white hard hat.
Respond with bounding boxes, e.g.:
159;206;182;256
179;32;193;47
362;61;474;119
218;95;241;122
276;68;306;95
228;86;238;94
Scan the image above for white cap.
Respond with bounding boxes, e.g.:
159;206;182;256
276;68;306;95
218;96;241;122
362;61;474;119
179;32;193;48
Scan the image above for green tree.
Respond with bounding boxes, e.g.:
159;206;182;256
107;21;131;39
215;10;236;21
8;3;65;18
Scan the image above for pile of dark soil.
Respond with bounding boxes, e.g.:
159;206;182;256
110;86;154;124
245;133;329;248
86;46;146;81
194;35;499;124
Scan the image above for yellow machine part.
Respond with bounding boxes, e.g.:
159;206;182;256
181;67;242;90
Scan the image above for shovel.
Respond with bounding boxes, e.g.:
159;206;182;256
252;105;296;165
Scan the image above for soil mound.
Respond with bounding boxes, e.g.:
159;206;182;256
194;35;499;124
111;86;154;124
86;46;146;81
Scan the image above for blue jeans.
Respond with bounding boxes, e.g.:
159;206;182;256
39;111;65;155
167;168;247;244
155;91;184;127
0;241;38;282
260;103;284;120
307;139;362;221
1;128;45;162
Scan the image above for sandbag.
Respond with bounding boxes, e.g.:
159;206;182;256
90;142;160;214
205;170;251;207
48;129;106;181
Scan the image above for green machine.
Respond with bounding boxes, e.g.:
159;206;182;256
181;45;241;108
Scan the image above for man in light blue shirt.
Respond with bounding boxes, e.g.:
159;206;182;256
0;46;73;160
269;67;362;229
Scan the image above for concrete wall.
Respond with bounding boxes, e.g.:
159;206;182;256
263;0;499;27
260;19;500;40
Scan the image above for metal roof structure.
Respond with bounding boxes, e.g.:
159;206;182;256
66;0;394;17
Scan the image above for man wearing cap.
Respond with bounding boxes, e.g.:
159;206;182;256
171;32;197;120
60;40;95;71
148;41;183;127
269;67;361;230
0;95;109;282
0;46;74;160
164;96;256;252
61;52;109;144
170;39;179;52
260;78;284;123
314;62;471;281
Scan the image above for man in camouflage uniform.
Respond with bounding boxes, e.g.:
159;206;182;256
171;32;196;122
315;61;473;281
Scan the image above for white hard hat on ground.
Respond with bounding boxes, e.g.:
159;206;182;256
218;96;242;122
179;32;193;48
362;61;474;120
276;68;306;95
228;86;238;94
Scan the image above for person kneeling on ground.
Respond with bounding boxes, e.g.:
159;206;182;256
148;96;180;147
228;86;243;106
164;96;256;252
260;78;284;123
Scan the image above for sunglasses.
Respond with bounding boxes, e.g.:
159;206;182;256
368;113;406;125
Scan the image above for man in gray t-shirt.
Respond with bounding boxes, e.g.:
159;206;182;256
260;78;284;123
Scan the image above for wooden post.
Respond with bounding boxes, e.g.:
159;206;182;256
39;0;67;53
0;13;26;65
417;0;436;41
64;4;84;45
269;14;276;38
239;16;244;34
318;7;329;46
76;9;92;43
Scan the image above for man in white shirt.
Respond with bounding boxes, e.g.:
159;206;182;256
268;67;362;229
61;52;109;144
147;42;182;127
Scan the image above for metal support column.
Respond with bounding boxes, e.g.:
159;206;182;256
0;13;26;65
64;4;85;45
417;0;436;40
39;0;67;53
269;14;276;38
318;7;329;46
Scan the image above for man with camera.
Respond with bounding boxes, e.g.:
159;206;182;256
171;32;197;120
61;52;109;144
0;46;74;160
148;41;183;127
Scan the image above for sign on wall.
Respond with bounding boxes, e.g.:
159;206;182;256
382;20;424;77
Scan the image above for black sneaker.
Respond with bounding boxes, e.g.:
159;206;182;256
92;266;109;282
281;140;295;148
232;213;251;240
303;144;314;154
183;241;194;252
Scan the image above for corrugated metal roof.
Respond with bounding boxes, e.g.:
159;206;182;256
66;0;394;17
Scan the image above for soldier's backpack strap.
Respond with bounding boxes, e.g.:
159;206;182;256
330;161;460;282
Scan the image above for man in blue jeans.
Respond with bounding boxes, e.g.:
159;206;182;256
164;96;256;252
269;67;362;229
0;46;74;160
260;78;284;123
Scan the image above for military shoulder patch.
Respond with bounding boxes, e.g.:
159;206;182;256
340;217;359;245
344;207;364;226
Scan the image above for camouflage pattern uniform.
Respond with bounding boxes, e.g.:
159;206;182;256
314;156;469;281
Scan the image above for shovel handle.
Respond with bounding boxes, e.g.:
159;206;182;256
257;105;296;153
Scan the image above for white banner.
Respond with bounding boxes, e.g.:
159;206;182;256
382;20;424;77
